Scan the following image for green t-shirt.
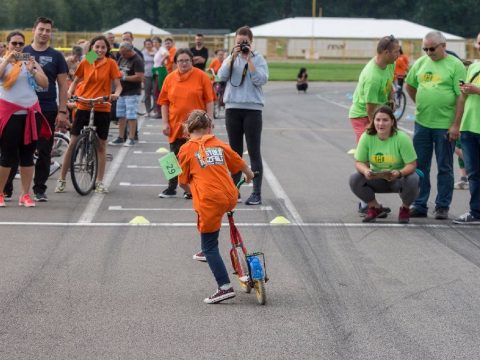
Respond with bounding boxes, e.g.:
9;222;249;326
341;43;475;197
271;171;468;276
355;130;417;171
349;58;395;118
460;61;480;134
406;54;466;129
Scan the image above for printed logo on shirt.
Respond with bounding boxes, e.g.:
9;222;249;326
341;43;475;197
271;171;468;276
420;71;441;87
371;152;395;165
195;147;225;168
33;56;54;92
384;79;393;96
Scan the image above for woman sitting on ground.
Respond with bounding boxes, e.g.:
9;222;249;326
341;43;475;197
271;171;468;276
349;106;419;223
296;67;308;92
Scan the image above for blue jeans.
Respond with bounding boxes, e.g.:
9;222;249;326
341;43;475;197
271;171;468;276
460;131;480;218
201;231;230;287
413;123;455;212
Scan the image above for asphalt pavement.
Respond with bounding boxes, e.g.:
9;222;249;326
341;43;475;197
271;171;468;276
1;82;479;359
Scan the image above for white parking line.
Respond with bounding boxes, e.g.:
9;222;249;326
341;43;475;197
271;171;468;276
263;159;304;225
127;165;159;169
119;181;252;187
315;93;413;135
0;221;471;229
108;205;273;211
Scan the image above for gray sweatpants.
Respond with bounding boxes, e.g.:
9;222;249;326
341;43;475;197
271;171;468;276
349;172;420;206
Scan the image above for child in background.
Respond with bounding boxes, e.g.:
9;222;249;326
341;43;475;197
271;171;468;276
178;110;254;304
296;67;308;92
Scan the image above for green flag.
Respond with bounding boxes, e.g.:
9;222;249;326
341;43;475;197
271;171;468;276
159;152;182;180
85;50;98;64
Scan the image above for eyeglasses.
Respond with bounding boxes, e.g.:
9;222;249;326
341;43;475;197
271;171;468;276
423;43;442;52
10;41;25;47
177;59;191;64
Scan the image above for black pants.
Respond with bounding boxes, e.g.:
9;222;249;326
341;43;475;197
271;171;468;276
168;138;187;190
225;108;263;194
5;111;57;195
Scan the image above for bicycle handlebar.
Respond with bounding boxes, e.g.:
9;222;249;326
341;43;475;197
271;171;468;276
71;95;110;104
236;171;260;189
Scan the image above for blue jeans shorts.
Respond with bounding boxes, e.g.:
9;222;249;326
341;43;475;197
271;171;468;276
116;95;140;120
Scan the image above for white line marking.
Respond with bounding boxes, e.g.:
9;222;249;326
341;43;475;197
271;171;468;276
133;151;162;154
119;181;252;187
127;165;159;169
263;159;304;225
119;182;167;187
315;94;413;135
137;141;169;144
0;221;473;228
78;118;146;223
108;205;273;211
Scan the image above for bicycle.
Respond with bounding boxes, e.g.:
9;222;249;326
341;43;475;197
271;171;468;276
69;95;109;195
209;69;225;119
393;83;407;121
228;176;269;305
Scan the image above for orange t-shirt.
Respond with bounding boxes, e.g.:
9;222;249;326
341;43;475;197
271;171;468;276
394;54;409;79
74;57;122;112
158;67;215;143
166;47;177;74
208;58;222;75
178;134;246;233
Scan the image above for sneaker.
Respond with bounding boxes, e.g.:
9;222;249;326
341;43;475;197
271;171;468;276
0;194;5;207
398;206;410;224
359;203;390;218
123;138;135;147
54;179;66;193
434;207;449;220
237;193;242;203
245;192;262;205
203;287;236;304
409;207;428;218
4;193;12;202
362;206;388;223
33;193;48;202
95;182;109;193
19;194;35;207
453;212;480;224
108;137;125;146
454;179;469;190
158;188;176;198
192;251;207;262
184;192;192;199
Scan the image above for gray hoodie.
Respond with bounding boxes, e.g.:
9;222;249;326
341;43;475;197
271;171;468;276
217;51;268;110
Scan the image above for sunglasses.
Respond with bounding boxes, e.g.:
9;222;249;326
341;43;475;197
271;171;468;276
10;41;25;47
423;43;442;52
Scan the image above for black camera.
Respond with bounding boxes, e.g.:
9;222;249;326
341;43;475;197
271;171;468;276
239;40;250;54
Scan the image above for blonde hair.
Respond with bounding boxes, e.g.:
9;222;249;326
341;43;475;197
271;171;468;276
184;110;212;134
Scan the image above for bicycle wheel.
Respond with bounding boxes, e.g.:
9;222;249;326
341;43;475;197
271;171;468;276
51;132;70;159
213;101;220;119
394;91;407;121
254;279;266;305
231;247;252;293
70;132;98;195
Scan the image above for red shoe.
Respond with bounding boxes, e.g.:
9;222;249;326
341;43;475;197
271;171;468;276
19;194;36;207
0;194;5;207
398;206;410;224
362;206;388;223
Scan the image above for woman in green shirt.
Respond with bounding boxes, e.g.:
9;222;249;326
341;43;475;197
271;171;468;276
350;106;419;223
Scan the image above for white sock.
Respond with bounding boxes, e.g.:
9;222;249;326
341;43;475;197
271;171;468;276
220;283;231;290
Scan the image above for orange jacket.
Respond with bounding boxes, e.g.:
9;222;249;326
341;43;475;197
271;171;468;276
158;68;214;143
74;57;122;112
394;54;409;79
178;134;245;233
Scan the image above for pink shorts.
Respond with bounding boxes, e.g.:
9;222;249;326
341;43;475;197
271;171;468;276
350;117;370;144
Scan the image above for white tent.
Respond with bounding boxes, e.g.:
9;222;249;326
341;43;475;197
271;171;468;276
227;17;466;60
238;17;463;40
106;18;170;36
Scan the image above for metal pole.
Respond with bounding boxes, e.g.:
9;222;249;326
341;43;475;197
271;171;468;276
311;0;316;59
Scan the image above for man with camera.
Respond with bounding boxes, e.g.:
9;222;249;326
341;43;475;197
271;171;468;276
217;26;268;205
